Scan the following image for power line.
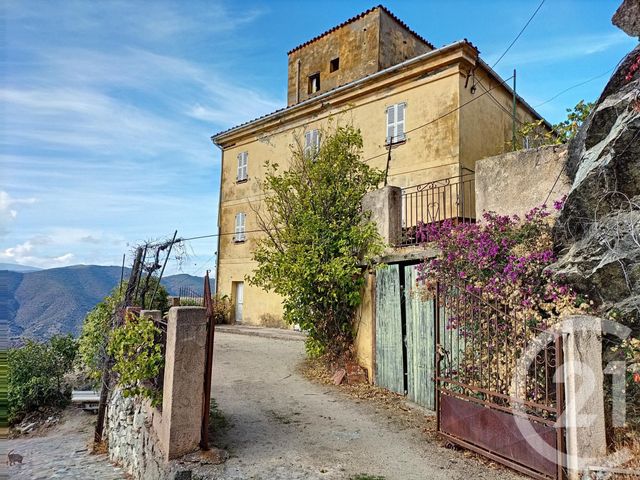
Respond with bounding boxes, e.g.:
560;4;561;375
491;0;545;69
534;65;618;108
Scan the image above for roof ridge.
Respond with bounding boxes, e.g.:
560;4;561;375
287;5;435;55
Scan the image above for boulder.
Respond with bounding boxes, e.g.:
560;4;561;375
553;43;640;325
612;0;640;37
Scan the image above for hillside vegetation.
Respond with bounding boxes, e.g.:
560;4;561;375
2;265;206;341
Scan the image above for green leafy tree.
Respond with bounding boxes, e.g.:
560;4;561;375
8;335;78;424
553;99;594;142
513;99;594;149
250;125;384;357
78;279;169;385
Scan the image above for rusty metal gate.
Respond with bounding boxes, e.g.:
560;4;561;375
436;282;565;479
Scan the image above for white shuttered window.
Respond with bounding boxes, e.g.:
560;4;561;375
237;152;248;181
304;129;320;157
234;212;246;242
386;103;406;144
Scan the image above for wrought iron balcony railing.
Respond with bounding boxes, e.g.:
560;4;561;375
400;173;475;246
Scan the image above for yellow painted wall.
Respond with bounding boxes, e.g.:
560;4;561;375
214;45;545;359
354;271;376;381
217;64;463;326
459;68;541;173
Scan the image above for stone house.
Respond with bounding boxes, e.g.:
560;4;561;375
211;5;546;327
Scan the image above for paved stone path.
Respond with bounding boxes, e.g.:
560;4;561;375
5;411;126;480
199;330;524;480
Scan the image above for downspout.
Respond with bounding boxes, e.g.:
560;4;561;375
211;139;224;300
296;59;301;104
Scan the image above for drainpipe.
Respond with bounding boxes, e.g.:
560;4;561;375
211;140;224;300
296;59;301;104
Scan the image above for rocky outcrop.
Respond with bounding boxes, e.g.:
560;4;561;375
612;0;640;37
553;41;640;325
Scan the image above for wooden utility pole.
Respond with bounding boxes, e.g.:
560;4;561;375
512;69;517;151
200;271;216;449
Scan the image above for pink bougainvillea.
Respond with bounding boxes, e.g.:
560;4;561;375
417;199;588;330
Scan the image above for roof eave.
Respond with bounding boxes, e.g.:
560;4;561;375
212;40;476;145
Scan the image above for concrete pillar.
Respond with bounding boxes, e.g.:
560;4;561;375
362;185;402;246
160;307;207;460
561;315;607;479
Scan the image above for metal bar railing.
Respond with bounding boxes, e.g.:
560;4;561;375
400;173;476;246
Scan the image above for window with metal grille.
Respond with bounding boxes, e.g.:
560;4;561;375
386;102;406;144
234;212;246;242
237;151;248;181
304;129;320;158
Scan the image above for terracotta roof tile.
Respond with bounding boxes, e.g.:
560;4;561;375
287;5;435;55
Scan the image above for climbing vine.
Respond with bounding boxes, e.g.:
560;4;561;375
107;312;164;406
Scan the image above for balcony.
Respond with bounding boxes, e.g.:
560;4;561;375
399;173;475;246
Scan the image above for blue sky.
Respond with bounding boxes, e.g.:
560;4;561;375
1;0;636;275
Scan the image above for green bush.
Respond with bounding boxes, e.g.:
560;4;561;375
108;312;164;406
8;335;78;424
78;279;169;385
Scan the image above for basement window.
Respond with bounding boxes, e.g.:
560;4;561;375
308;73;320;94
330;57;340;72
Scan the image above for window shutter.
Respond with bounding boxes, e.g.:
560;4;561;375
397;103;406;140
304;131;311;156
386;106;395;144
235;212;246;241
237;152;248;181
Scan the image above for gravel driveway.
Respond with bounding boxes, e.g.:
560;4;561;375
207;330;524;480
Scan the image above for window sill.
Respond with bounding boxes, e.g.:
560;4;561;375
236;178;248;184
233;239;246;244
385;138;407;147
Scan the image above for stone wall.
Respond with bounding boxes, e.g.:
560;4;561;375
105;307;210;479
107;389;167;480
475;144;570;218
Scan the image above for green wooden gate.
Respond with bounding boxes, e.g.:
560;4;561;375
375;264;404;394
375;263;436;409
404;265;436;410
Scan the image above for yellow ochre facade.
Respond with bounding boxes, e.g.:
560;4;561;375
212;5;545;328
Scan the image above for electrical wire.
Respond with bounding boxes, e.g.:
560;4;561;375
491;0;545;69
534;62;622;108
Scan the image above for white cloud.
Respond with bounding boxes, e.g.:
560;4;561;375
484;31;633;67
0;239;74;268
0;191;37;237
0;228;128;268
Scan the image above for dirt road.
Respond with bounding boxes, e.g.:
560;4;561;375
207;330;524;480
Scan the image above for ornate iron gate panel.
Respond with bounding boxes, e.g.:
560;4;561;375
435;282;565;480
375;264;404;394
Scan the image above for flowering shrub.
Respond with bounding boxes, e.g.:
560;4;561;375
625;54;640;83
416;200;591;407
417;198;588;326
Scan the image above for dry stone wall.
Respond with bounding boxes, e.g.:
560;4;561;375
106;388;167;480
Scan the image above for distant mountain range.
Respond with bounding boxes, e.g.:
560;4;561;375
0;262;42;272
1;264;207;341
